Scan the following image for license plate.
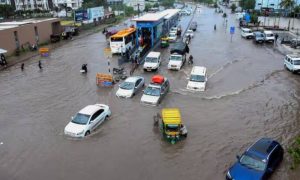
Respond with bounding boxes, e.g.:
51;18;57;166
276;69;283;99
147;69;152;71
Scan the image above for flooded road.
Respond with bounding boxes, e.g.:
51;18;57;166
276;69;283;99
1;6;300;180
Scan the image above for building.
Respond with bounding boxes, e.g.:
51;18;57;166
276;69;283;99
0;18;61;55
3;0;82;10
54;0;83;10
106;0;123;5
123;0;145;11
255;0;300;11
0;0;11;5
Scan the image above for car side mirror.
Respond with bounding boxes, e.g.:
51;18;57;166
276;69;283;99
186;77;189;80
89;120;93;124
236;155;240;160
71;116;74;120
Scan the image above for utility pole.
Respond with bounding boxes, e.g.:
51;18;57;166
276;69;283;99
292;0;296;30
137;3;140;17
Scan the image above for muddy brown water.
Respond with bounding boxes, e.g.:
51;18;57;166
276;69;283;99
0;6;300;180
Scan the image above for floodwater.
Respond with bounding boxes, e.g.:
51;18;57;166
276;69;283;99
0;6;300;180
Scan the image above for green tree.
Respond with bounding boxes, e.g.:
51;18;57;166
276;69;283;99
124;6;135;16
230;3;237;13
82;0;106;9
280;0;295;12
145;3;152;12
239;0;255;10
0;4;15;19
161;0;175;8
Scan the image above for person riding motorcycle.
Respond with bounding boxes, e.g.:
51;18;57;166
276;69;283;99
188;55;194;65
81;64;88;73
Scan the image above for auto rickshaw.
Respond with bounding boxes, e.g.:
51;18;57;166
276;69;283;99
161;37;169;48
154;108;188;144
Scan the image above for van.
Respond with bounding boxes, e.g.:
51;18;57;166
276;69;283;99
284;54;300;73
186;66;207;91
143;51;161;71
263;30;275;42
241;28;254;39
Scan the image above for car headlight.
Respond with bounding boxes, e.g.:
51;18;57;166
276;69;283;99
77;130;84;135
226;171;232;179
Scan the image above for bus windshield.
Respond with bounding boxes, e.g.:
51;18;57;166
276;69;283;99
111;37;123;42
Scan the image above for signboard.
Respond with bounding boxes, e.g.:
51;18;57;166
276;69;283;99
75;10;88;22
245;13;251;23
230;26;235;34
87;6;104;22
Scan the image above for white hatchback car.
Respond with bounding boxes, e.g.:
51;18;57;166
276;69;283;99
284;54;300;73
64;104;111;137
187;66;207;91
143;51;161;71
241;28;254;39
168;32;177;42
116;76;145;98
185;29;194;38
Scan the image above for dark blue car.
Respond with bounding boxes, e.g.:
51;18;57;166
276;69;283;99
226;138;284;180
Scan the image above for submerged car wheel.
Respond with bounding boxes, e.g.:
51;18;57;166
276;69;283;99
85;131;90;136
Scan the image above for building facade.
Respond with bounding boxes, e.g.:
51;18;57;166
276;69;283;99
123;0;145;11
255;0;300;10
2;0;82;10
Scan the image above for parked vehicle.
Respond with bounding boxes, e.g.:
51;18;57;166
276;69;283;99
110;27;136;54
180;10;191;15
168;42;188;70
168;32;177;42
190;23;197;31
226;138;284;180
64;104;111;137
253;32;265;43
116;76;144;98
141;75;170;106
185;29;194;38
187;66;207;91
290;39;300;49
241;28;254;39
263;30;275;43
284;54;300;73
143;51;161;71
161;37;169;48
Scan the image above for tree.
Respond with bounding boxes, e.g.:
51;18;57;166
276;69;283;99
48;0;54;10
82;0;106;9
10;0;16;10
0;4;15;18
230;3;237;13
124;6;135;16
239;0;255;10
145;3;152;12
161;0;175;8
280;0;295;11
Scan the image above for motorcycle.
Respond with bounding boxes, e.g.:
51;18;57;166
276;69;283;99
80;64;88;73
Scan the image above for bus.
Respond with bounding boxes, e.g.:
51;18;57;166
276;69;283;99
110;27;136;54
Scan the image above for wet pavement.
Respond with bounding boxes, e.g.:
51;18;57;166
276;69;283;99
1;6;300;180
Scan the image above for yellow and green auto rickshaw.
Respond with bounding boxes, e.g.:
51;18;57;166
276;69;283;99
161;37;169;48
155;108;188;144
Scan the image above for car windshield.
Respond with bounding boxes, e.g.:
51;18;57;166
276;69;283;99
190;74;205;82
72;113;90;125
144;86;161;96
169;33;176;37
293;60;300;65
170;56;182;61
246;30;252;33
120;82;135;90
166;124;179;132
145;57;158;63
239;154;266;171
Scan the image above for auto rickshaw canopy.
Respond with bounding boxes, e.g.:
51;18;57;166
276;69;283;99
162;108;182;125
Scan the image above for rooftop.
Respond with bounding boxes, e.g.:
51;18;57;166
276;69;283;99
79;105;102;115
133;13;166;22
0;18;59;31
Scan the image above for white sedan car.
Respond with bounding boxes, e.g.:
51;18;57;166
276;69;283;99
185;29;194;38
168;32;177;42
116;76;145;98
64;104;111;137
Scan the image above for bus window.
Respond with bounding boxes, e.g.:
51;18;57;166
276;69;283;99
111;37;123;42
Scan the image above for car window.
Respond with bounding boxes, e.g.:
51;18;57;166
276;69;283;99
268;146;282;168
135;79;142;87
91;109;104;121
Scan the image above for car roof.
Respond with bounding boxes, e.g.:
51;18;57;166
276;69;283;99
287;54;300;59
125;76;141;83
247;138;279;160
79;105;102;115
191;66;206;75
253;31;263;35
264;30;273;34
241;28;251;31
147;51;160;58
149;78;168;87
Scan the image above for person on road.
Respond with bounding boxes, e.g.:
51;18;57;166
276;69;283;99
38;60;42;69
214;24;216;31
275;33;279;43
188;55;194;65
21;63;24;71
